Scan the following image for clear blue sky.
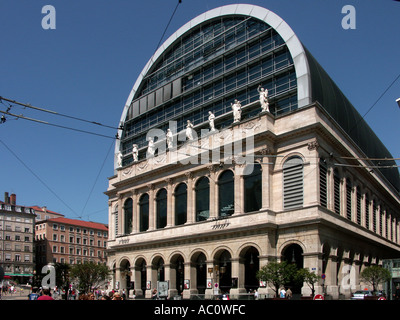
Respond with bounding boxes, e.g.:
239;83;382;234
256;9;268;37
1;0;399;224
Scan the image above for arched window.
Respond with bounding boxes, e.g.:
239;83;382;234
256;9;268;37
156;189;167;229
124;198;133;234
195;177;209;222
139;194;149;232
244;163;262;212
283;156;303;209
218;170;234;217
175;183;187;225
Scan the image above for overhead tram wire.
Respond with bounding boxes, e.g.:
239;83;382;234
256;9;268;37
0;109;118;140
348;72;400;135
0;138;82;219
142;0;182;77
0;96;121;130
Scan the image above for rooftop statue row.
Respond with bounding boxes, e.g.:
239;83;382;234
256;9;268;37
117;86;269;168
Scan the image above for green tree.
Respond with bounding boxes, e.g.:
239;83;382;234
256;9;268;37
54;262;71;300
360;265;391;293
296;268;320;297
70;262;110;294
256;260;297;298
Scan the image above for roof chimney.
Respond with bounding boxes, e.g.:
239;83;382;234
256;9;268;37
4;192;9;204
10;194;16;205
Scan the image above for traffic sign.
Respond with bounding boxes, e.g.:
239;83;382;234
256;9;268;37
321;274;326;280
313;294;324;300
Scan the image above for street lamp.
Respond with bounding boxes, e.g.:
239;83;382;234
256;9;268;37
396;98;400;108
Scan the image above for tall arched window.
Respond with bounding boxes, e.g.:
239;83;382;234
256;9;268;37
156;189;167;229
195;177;209;221
175;183;187;225
124;198;133;234
218;170;234;217
139;194;149;232
283;156;303;209
244;163;262;212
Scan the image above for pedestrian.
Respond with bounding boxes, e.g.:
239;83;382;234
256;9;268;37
152;288;158;300
279;287;286;298
28;287;40;300
286;288;292;299
37;288;54;300
112;292;122;300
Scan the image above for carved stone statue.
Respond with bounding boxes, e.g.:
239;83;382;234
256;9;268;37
186;120;194;140
231;99;241;123
147;138;155;157
208;111;215;131
132;144;138;162
166;129;173;149
117;151;123;167
258;85;269;113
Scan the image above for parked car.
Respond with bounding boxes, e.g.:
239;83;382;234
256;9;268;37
351;290;374;300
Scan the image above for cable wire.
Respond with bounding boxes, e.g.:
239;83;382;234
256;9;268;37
349;72;400;134
0;109;118;140
0;96;119;130
0;138;81;218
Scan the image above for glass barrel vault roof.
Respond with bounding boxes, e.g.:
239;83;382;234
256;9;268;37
115;4;399;192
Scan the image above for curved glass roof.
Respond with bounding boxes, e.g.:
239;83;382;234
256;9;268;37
304;47;399;191
115;4;399;192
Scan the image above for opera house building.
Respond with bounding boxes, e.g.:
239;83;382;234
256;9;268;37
105;4;400;299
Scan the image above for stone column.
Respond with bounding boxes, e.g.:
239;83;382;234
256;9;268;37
145;265;155;299
133;265;143;297
230;257;246;298
131;190;138;233
183;262;196;299
260;149;271;210
148;184;155;231
205;260;215;299
208;165;217;219
234;165;244;215
117;195;123;235
325;254;339;299
185;172;194;224
166;179;173;227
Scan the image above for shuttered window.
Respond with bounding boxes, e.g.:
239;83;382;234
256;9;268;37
365;193;370;229
283;156;303;209
346;179;352;220
356;187;361;225
333;169;341;215
319;160;327;208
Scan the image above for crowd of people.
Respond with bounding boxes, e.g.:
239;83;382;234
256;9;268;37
26;286;131;300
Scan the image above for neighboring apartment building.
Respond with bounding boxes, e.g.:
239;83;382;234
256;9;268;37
106;4;400;299
35;217;108;270
0;192;36;283
31;205;64;222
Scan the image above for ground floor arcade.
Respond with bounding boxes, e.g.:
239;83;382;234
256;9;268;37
107;221;395;299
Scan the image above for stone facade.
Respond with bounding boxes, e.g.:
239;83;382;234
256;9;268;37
105;4;400;299
106;105;400;299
